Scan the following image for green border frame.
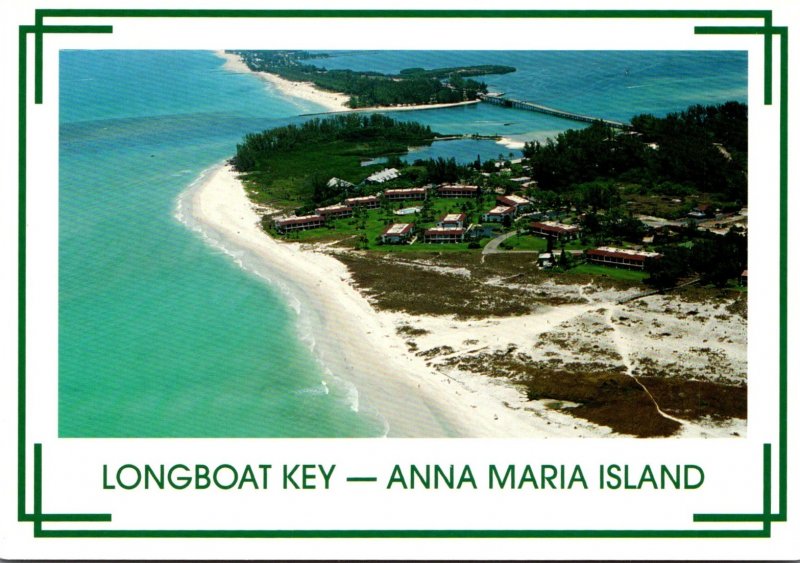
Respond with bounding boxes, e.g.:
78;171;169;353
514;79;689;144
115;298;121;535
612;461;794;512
16;9;789;539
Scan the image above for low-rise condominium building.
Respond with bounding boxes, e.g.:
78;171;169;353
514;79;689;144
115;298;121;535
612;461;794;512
437;184;479;198
585;246;661;270
274;214;325;233
529;221;581;240
381;223;415;244
383;187;428;201
315;204;353;220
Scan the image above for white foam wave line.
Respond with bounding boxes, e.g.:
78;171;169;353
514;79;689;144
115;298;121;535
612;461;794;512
175;167;387;430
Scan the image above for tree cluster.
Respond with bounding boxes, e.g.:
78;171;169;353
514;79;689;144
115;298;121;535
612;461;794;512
645;230;747;289
522;102;748;205
233;114;434;172
415;157;470;184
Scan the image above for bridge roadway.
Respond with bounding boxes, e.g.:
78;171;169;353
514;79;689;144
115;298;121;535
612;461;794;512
480;94;629;129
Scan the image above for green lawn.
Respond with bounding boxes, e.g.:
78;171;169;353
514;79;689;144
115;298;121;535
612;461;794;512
242;139;421;209
564;239;594;250
277;195;500;252
567;263;649;282
501;234;548;251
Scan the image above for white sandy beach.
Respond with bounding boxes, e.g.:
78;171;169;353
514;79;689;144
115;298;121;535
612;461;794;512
216;51;481;114
186;163;624;438
202;50;747;438
217;50;351;112
183;164;747;438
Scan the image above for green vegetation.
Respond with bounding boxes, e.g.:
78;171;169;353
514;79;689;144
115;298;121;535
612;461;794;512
517;102;748;288
282;196;497;253
523;102;748;208
499;234;548;251
567;263;649;283
231;100;748;288
231;50;515;108
233;114;436;209
644;230;747;289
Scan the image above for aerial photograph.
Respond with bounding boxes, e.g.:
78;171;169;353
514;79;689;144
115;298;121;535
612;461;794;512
59;50;748;438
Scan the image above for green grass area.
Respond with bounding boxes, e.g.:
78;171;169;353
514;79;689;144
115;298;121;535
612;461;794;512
566;263;649;282
277;196;502;252
500;234;548;251
564;239;594;251
242;139;425;210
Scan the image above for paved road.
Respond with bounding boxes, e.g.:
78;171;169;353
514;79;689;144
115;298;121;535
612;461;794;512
481;230;520;255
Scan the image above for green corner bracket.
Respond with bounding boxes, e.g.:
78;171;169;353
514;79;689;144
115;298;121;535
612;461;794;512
29;444;112;538
18;8;789;540
693;23;789;525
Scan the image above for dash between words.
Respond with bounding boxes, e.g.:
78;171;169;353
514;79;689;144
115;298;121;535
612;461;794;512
102;463;704;491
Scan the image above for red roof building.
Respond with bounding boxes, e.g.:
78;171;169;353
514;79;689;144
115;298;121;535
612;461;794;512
482;205;515;222
424;228;465;243
497;194;530;210
384;187;428;201
438;213;467;229
381;223;415;244
344;195;380;209
315;204;353;219
529;221;581;240
274;214;325;233
437;184;479;198
586;247;661;270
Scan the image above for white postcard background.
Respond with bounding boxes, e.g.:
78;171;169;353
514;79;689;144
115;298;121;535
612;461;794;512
0;0;798;559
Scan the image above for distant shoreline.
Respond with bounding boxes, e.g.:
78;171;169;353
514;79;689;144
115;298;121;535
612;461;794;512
215;50;482;115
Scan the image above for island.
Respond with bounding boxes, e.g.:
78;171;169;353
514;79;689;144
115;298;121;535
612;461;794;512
228;50;516;109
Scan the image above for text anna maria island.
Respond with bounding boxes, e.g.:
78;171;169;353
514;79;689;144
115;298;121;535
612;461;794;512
101;462;705;490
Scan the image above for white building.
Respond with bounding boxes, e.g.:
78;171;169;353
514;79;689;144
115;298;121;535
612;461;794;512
366;168;400;184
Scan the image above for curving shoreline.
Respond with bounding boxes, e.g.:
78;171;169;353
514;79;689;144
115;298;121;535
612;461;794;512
215;50;481;114
183;163;621;438
181;163;747;439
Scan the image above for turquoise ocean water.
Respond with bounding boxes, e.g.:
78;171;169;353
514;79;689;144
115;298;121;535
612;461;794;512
59;50;746;437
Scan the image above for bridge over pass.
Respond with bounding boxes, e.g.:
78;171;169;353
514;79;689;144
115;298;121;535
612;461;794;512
479;94;630;129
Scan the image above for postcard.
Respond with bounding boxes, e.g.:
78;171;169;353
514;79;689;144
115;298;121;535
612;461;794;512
1;0;798;559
